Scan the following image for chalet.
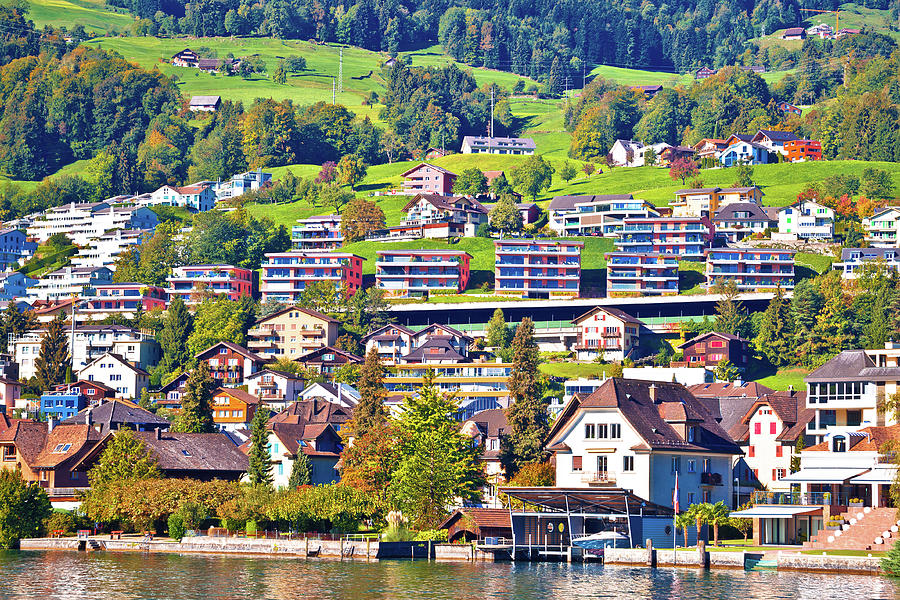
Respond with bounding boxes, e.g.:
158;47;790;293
189;95;221;112
630;84;663;98
172;48;201;67
659;145;695;165
678;331;751;370
400;163;457;195
424;147;452;160
460;408;509;505
782;27;806;40
751;130;801;155
695;66;717;79
195;341;269;387
571;306;642;361
245;369;306;411
29;423;102;500
401;194;488;235
362;324;416;363
694;139;729;161
777;101;803;117
516;203;540;225
0;420;48;484
295;346;363;376
723;133;754;147
211;387;260;431
157;371;191;408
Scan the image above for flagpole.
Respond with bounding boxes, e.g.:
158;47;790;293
673;471;678;566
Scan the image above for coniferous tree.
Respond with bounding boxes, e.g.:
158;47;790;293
790;433;805;473
713;279;749;338
804;272;855;367
158;296;193;373
172;363;216;433
347;347;387;438
247;402;272;488
754;284;793;367
288;452;312;488
390;369;484;527
34;317;70;391
500;318;548;478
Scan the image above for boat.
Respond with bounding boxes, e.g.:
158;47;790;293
571;531;630;551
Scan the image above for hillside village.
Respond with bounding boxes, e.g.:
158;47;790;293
4;0;900;567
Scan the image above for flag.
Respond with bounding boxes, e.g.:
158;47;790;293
673;472;679;514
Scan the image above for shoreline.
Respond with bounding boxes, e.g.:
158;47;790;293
19;537;887;575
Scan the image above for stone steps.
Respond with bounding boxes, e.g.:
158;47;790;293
803;507;898;551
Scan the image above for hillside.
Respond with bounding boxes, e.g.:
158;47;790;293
753;2;900;50
26;0;134;33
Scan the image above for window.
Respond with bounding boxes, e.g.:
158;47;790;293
687;460;696;473
584;424;595;439
181;450;192;457
833;436;846;452
688;492;696;504
754;422;761;435
278;463;284;476
776;446;783;457
272;443;280;454
52;443;71;453
610;424;621;439
775;468;786;480
671;457;680;474
687;426;697;443
572;456;583;471
702;490;710;503
770;422;777;434
597;424;609;439
749;446;755;458
623;456;634;471
219;348;227;354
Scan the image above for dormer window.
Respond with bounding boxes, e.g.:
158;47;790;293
687;426;697;443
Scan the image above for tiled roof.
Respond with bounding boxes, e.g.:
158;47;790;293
462;408;508;438
415;323;472;341
572;306;643;326
0;420;48;465
438;508;511;531
269;422;340;457
132;431;249;473
678;331;748;349
32;424;103;468
62;399;169;430
362;324;415;342
402;336;466;362
268;399;353;427
297;346;363;364
805;424;900;452
212;387;260;405
195;341;267;363
688;382;775;399
714;202;772;222
254;306;339;325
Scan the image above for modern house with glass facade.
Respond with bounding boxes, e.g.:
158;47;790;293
493;239;583;298
375;250;471;298
166;265;253;304
605;252;678;296
614;217;713;259
259;252;364;303
291;215;343;251
705;247;796;290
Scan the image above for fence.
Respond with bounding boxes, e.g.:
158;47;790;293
205;528;379;542
750;491;851;506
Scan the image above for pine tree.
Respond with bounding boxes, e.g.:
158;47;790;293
805;272;855;366
713;279;749;338
500;318;548;478
754;284;793;366
159;296;193;373
347;347;387;438
390;370;485;527
790;433;805;473
288;452;311;488
172;363;216;433
247;402;272;488
34;316;70;391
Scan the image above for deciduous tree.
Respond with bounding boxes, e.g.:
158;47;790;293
337;154;367;190
88;429;161;488
341;198;385;242
0;470;51;549
488;194;523;235
510;155;554;201
453;168;488;196
669;157;699;186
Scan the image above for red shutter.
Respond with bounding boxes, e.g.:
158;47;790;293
749;446;755;457
754;423;761;435
770;422;777;434
776;446;783;457
573;456;583;471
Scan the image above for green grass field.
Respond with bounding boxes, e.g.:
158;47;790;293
753;2;900;49
26;0;135;33
589;65;693;87
539;362;619;379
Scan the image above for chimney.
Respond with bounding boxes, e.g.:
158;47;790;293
155;427;162;440
788;384;794;393
85;407;92;426
649;383;658;403
48;417;57;432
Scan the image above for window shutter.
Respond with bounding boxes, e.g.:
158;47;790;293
573;456;583;470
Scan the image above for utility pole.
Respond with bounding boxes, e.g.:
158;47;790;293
490;86;494;138
582;60;586;90
338;47;343;93
332;78;335;104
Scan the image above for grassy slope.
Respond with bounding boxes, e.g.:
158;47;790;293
589;65;693;87
754;2;900;48
27;0;134;33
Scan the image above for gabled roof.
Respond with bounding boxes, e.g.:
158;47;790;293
804;424;900;452
189;96;221;106
402;336;467;362
268;399;353;427
80;352;149;377
688;381;774;400
32;423;103;468
678;331;748;349
572;306;643;326
158;371;190;394
361;323;416;342
713;202;773;222
438;507;511;531
400;162;456;177
0;420;46;464
245;368;304;381
195;341;267;363
131;431;248;473
804;350;900;382
547;378;742;455
414;323;472;341
296;346;363;364
268;422;341;457
752;130;800;143
254;306;339;325
62;399;169;430
212;387;260;406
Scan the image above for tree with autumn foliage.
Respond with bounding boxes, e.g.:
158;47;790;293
341;198;385;242
669;157;699;186
339;420;400;508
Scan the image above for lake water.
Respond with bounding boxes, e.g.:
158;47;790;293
2;551;899;600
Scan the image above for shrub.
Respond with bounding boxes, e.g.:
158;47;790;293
167;513;185;541
44;510;89;536
413;529;448;542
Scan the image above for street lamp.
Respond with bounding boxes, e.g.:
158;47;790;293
734;477;739;509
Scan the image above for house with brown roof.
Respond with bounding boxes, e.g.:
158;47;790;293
78;352;150;400
460;408;509;506
694;139;729;161
246;306;339;360
212;387;261;432
196;341;270;387
269;398;353;432
399;324;473;365
400;193;488;238
546;378;741;509
677;332;751;370
362;324;416;363
61;399;169;435
30;423;103;501
295;346;363;377
245;369;306;411
0;419;47;483
241;418;343;487
439;507;511;542
571;306;642;361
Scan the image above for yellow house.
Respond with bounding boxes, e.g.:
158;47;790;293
671;186;764;218
246;307;339;360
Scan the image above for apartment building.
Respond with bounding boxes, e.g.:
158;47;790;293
705;247;796;290
604;252;678;296
375;250;471;298
494;239;582;298
291;215;343;250
246;306;339;359
166;265;254;304
712;203;776;242
79;352;150;399
547;194;659;236
671;187;764;218
400;163;457;195
27;203;158;245
259;252;364;303
0;228;30;270
148;184;216;212
81;283;168;318
215;171;272;201
778;200;835;241
803;345;900;446
71;229;148;270
460;136;536;155
383;361;514;419
546;379;740;509
863;207;900;247
0;271;36;301
571;306;642;361
28;266;113;302
614;217;714;259
834;248;900;279
12;325;159;379
784;139;822;162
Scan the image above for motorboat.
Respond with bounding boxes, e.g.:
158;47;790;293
571;531;630;550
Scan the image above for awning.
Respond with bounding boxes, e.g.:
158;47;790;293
850;466;897;485
779;468;870;483
730;506;822;518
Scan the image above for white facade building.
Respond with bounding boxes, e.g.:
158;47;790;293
214;171;272;201
778;200;835;240
71;229;149;270
863;207;900;247
27;266;113;302
833;248;900;280
26;203;157;246
79;352;150;399
547;194;659;236
148;184;216;212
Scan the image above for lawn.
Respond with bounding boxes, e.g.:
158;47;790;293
539;362;619;379
27;0;135;33
752;367;810;391
796;251;836;275
589;65;693;87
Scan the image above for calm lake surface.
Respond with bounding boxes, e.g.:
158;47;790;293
1;550;898;600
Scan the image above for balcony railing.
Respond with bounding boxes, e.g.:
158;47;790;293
581;471;616;485
700;472;723;486
750;490;851;506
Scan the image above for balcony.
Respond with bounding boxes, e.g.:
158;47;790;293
700;472;723;486
750;490;851;506
581;471;616;486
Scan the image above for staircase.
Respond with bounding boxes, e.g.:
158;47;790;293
803;507;899;551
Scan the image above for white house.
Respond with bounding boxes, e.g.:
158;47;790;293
863;207;900;247
750;130;801;156
571;306;643;361
215;171;272;201
27;266;113;302
78;352;149;399
296;381;359;408
12;325;159;380
609;140;645;167
546;378;741;509
362;324;416;363
148;184;216;212
547;194;659;236
834;248;900;280
777;200;835;241
460;136;536;155
719;141;770;167
245;368;306;412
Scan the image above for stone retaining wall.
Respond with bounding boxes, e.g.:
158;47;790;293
777;553;882;574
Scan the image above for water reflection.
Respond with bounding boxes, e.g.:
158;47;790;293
0;551;897;600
